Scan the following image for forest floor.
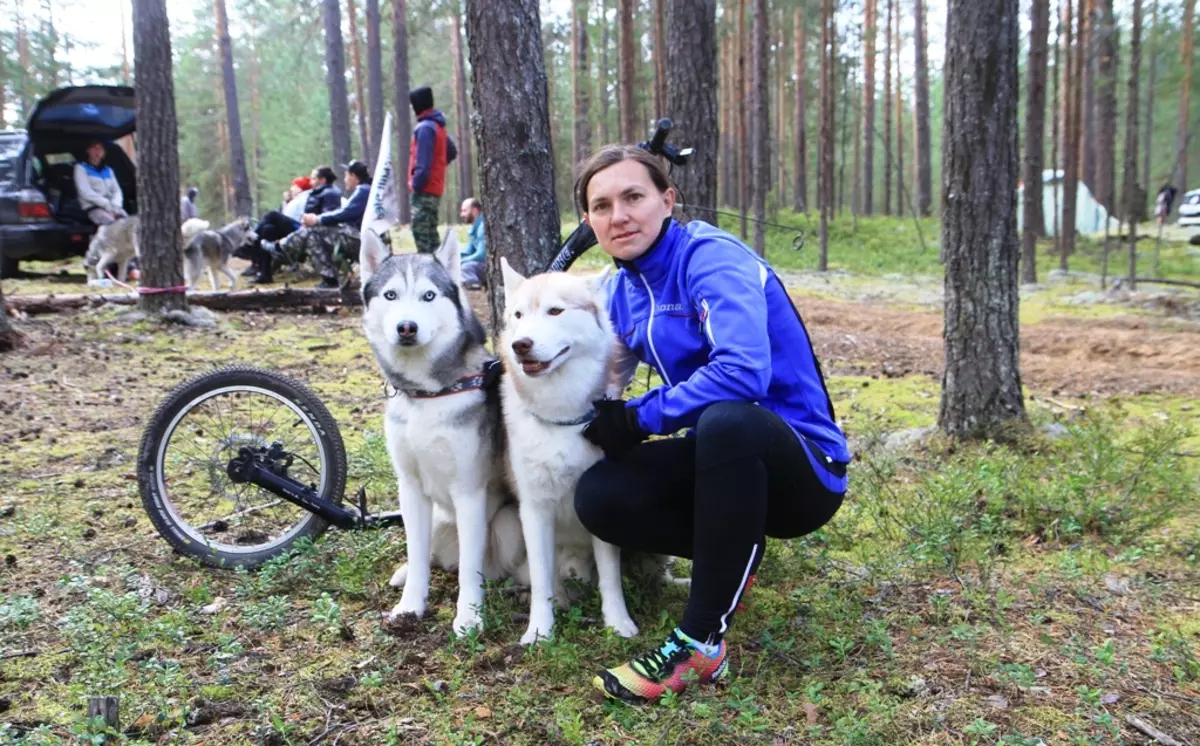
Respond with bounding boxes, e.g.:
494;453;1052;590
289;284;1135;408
1;226;1198;745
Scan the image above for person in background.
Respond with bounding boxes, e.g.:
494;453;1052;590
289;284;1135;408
287;160;372;288
459;197;486;290
1155;184;1179;226
74;141;126;226
248;168;341;284
407;85;457;253
180;187;199;221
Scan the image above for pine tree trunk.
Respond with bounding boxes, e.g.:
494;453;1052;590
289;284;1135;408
1141;0;1157;198
346;0;370;160
913;0;933;216
1051;0;1060;251
573;0;592;174
882;0;892;215
653;0;666;118
1172;0;1195;196
1060;0;1078;266
666;0;718;223
465;0;560;332
1081;0;1095;193
738;0;749;238
450;5;473;202
133;0;187;315
1093;0;1116;214
749;0;768;254
618;0;637;142
598;0;611;145
793;8;807;212
939;0;1024;438
323;0;353;179
1022;0;1049;283
776;25;787;206
391;0;411;222
214;0;252;217
818;0;834;270
248;17;263;211
838;58;849;215
894;1;904;215
366;0;383;163
1124;0;1142;288
862;0;876;215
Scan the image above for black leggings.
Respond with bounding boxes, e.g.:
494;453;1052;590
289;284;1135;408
575;400;845;644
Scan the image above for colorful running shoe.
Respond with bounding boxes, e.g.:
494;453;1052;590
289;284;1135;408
593;629;728;704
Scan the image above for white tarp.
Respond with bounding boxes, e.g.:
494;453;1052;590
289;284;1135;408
1017;168;1121;237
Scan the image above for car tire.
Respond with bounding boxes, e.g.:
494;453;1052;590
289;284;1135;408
0;252;19;279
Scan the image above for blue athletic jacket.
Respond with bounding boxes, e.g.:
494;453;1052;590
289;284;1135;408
318;183;370;226
608;218;849;493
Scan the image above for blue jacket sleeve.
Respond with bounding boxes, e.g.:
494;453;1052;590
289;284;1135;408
410;122;434;193
320;186;368;226
629;241;773;435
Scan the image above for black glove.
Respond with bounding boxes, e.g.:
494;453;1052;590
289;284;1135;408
583;399;649;458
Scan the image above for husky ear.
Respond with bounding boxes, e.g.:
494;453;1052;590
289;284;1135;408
434;230;462;283
359;229;389;284
500;256;525;300
588;266;613;305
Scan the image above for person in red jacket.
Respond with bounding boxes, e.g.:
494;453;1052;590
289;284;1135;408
408;86;458;253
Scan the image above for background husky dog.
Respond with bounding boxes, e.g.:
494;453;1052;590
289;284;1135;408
183;217;254;291
84;216;139;282
498;259;642;645
359;231;525;636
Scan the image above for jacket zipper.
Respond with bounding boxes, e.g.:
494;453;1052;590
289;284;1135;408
635;271;673;387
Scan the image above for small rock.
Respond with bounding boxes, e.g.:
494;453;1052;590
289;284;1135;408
201;597;228;615
1040;422;1070;440
985;694;1009;710
427;679;447;694
1103;574;1130;596
1101;692;1120;705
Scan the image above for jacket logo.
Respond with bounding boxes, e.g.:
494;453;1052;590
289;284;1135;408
658;303;684;312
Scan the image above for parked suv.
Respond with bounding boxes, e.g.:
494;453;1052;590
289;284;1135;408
0;85;137;278
1179;189;1200;228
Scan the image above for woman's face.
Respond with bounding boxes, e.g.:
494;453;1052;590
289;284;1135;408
86;143;105;165
345;171;359;191
584;159;675;262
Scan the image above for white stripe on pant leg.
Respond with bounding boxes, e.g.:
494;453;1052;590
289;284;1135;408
718;543;760;635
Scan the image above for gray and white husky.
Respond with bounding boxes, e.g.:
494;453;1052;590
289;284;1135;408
183;217;255;291
359;231;526;636
84;216;139;282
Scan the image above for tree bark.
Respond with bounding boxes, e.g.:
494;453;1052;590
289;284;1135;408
838;56;850;215
1172;0;1196;197
133;0;187;314
653;0;667;120
323;0;353;180
1141;0;1157;198
598;0;611;145
749;0;768;254
366;0;384;163
1051;0;1060;252
894;0;904;216
346;0;370;160
450;4;474;202
1093;0;1116;214
465;0;560;333
862;0;876;215
666;0;718;223
1081;0;1095;194
793;8;807;212
939;0;1025;439
776;24;787;206
738;0;749;238
391;0;411;222
913;0;933;216
214;0;252;217
818;0;834;270
1123;0;1142;289
1060;0;1079;266
572;0;592;175
882;0;892;215
617;0;637;143
1022;0;1049;283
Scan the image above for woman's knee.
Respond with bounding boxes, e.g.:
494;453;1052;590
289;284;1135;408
696;401;770;456
573;462;622;539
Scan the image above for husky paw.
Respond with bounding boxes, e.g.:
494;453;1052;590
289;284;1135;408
388;564;409;588
603;612;640;638
452;610;484;637
519;617;555;646
389;594;425;620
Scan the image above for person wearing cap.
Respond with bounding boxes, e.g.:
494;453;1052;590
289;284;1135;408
289;160;373;288
282;177;313;221
180;187;199;222
408;85;458;253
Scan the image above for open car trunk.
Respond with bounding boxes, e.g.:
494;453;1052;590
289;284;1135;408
26;85;137;224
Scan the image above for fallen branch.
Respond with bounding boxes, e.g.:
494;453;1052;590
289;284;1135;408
4;286;363;316
1113;277;1200;290
1124;714;1186;746
0;649;41;660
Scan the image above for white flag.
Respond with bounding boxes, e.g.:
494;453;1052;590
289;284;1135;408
362;111;400;236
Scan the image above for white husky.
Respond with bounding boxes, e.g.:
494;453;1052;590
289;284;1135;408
359;231;525;636
499;259;641;645
84;216;139;282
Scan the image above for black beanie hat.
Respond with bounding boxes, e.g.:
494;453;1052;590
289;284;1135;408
409;86;434;115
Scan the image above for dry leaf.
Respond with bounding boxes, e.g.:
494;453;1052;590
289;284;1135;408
474;706;492;719
803;702;819;725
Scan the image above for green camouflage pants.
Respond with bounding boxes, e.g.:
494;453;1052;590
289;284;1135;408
280;224;360;280
411;192;441;254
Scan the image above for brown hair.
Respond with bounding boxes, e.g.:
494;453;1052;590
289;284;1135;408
575;145;673;215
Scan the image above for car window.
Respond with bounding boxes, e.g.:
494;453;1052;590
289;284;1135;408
44;152;76;165
1185;193;1200;205
0;137;25;189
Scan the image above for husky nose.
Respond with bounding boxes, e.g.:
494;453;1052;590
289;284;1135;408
511;338;533;357
397;321;419;340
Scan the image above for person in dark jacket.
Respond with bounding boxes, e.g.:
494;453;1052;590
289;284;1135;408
247;166;342;284
283;160;372;288
408;86;457;253
572;145;848;705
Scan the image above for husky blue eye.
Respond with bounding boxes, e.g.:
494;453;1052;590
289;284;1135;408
384;290;397;301
422;290;437;302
